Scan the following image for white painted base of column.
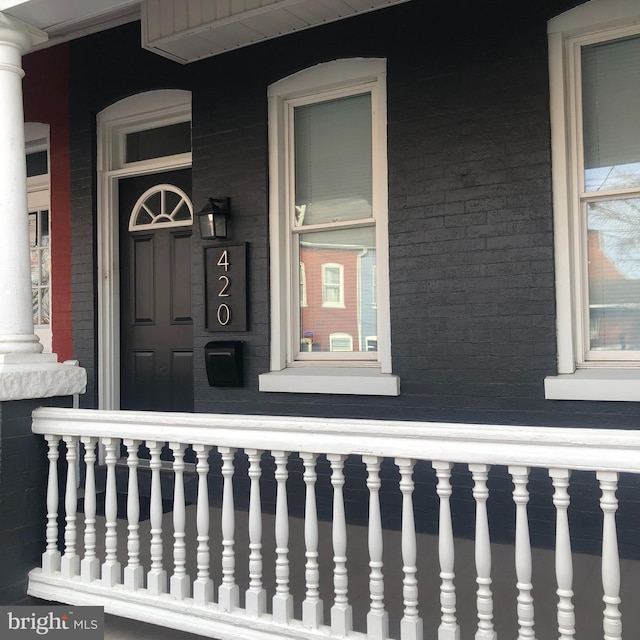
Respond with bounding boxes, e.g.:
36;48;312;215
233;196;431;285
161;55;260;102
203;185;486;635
123;565;144;590
41;551;60;575
61;554;79;579
218;584;239;612
302;599;323;629
81;557;101;583
193;579;214;606
331;604;353;636
272;594;293;623
0;359;86;401
245;589;266;617
401;617;424;640
147;570;167;596
171;574;191;601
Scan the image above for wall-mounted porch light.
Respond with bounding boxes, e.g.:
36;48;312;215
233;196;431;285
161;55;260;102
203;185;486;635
197;197;230;239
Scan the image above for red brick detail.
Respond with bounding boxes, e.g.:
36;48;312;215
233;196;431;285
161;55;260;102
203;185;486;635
23;44;72;362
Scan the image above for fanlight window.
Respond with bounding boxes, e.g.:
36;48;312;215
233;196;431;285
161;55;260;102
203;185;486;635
128;184;193;231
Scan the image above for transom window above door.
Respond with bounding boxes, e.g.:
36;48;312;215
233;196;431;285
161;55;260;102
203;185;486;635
128;184;193;231
125;121;191;163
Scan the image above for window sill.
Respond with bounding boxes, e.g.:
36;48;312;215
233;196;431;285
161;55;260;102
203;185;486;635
259;367;400;396
544;369;640;402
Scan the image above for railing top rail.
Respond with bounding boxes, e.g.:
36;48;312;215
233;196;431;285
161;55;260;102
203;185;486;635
31;407;640;473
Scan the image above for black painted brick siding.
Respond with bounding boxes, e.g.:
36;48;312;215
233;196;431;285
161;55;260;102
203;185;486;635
65;0;640;557
0;397;73;604
67;0;640;429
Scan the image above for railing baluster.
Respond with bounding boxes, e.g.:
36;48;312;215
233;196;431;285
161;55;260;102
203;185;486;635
193;444;214;606
219;446;239;611
245;448;266;616
364;454;389;640
328;453;353;636
146;440;167;595
170;442;190;600
550;468;575;640
272;450;293;622
470;463;496;640
597;470;622;640
396;457;422;640
101;437;121;586
42;434;61;574
433;460;459;640
509;465;536;640
61;435;79;578
123;438;143;590
80;436;100;582
301;452;323;629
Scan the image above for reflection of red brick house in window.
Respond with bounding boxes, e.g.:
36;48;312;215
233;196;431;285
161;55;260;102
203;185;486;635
300;246;360;352
588;229;640;351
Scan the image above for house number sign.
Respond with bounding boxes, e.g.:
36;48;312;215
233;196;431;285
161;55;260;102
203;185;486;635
205;243;248;331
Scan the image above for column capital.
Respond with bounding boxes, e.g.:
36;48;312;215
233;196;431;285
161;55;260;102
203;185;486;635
0;11;47;55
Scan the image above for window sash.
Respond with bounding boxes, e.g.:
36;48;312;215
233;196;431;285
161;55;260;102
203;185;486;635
574;27;640;364
286;85;380;363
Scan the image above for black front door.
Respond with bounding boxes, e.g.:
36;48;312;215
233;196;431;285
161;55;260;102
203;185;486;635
119;169;193;411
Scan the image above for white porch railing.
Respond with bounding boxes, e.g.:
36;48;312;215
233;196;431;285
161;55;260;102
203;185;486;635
27;408;640;640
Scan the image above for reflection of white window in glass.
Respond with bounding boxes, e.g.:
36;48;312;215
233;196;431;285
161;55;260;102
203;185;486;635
546;0;640;401
322;263;344;307
29;210;51;329
366;336;378;352
26;123;52;353
260;59;399;396
330;333;353;352
128;184;193;231
299;262;307;307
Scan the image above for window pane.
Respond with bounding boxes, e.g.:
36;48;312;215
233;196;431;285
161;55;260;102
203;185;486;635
295;94;372;225
583;35;640;191
28;213;37;247
41;289;50;325
298;226;377;353
41;248;50;285
26;150;48;177
40;210;49;246
32;289;39;325
126;121;191;163
587;198;640;351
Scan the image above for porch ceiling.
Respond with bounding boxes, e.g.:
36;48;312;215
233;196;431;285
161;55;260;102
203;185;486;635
2;0;412;62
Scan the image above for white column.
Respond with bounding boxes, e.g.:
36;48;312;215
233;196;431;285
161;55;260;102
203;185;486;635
0;15;85;400
0;13;47;359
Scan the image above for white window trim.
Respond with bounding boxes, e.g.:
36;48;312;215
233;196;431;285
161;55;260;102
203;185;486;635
321;263;345;308
545;0;640;401
97;90;192;410
330;332;353;352
260;58;399;396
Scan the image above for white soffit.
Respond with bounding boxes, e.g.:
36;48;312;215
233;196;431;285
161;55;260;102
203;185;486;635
3;0;141;45
141;0;413;64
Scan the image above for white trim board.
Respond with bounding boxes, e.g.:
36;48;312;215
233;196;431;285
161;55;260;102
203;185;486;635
96;90;192;410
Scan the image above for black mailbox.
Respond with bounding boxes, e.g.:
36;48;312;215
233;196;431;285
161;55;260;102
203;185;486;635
204;341;244;387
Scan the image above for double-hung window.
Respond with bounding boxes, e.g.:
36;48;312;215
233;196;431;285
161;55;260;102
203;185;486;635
260;59;399;395
546;0;640;401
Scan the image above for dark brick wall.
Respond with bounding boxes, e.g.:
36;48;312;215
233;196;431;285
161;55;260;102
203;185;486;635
0;396;73;604
64;1;640;557
67;0;640;430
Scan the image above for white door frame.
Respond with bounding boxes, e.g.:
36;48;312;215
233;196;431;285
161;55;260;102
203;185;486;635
96;90;192;410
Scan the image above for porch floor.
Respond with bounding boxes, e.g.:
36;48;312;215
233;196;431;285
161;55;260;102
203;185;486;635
92;505;640;639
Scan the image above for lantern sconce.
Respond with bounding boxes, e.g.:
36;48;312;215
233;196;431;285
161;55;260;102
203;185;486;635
197;197;231;240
